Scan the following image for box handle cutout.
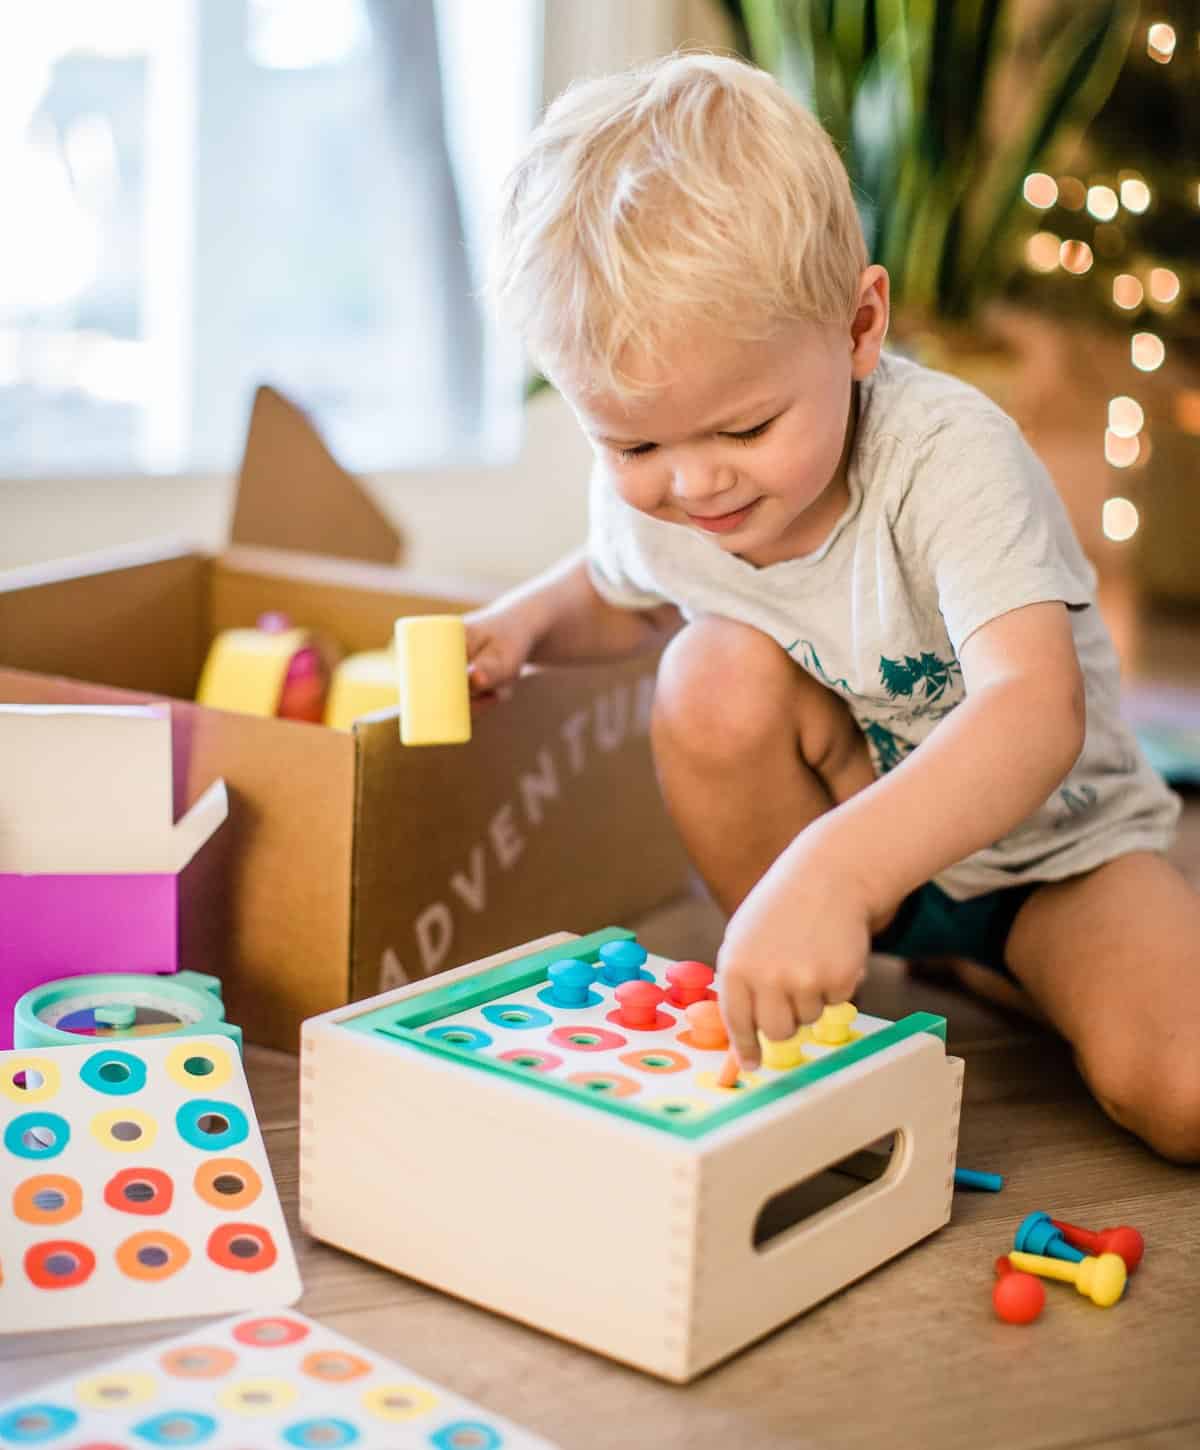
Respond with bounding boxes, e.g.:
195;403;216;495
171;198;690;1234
753;1133;901;1251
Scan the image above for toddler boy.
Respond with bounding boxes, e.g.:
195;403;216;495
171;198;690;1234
465;53;1199;1160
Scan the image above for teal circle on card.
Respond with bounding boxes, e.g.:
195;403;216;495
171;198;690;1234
481;1004;552;1031
431;1421;503;1449
283;1419;361;1447
174;1099;248;1152
423;1025;492;1050
133;1411;218;1444
0;1404;78;1442
3;1112;70;1161
80;1048;147;1096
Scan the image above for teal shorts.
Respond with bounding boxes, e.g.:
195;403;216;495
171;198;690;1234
871;880;1041;981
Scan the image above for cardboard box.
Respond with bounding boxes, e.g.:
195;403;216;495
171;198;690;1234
0;392;690;1051
0;703;228;1049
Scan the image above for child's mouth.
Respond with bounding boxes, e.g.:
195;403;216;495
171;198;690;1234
688;499;760;534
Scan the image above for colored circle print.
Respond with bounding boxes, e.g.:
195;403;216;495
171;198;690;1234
160;1344;237;1378
116;1230;190;1282
5;1112;70;1160
0;1404;78;1442
90;1108;157;1153
548;1025;626;1053
207;1223;278;1273
166;1041;233;1091
620;1048;690;1074
104;1167;174;1216
362;1384;438;1421
132;1411;217;1444
481;1003;552;1030
283;1420;361;1447
497;1048;562;1072
75;1371;157;1409
301;1349;372;1382
175;1099;248;1152
218;1378;297;1415
80;1049;147;1096
194;1157;262;1211
424;1025;492;1050
0;1058;60;1104
567;1072;640;1098
24;1239;96;1288
13;1174;82;1225
234;1315;310;1347
432;1423;503;1450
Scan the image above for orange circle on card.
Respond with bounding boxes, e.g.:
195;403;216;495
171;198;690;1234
300;1349;373;1382
193;1157;262;1211
13;1173;82;1225
104;1167;174;1216
161;1344;238;1378
208;1223;278;1273
116;1230;190;1281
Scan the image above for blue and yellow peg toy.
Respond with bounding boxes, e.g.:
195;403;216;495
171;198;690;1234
394;614;471;747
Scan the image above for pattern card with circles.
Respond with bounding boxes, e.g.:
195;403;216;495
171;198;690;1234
0;1308;561;1448
0;1036;301;1332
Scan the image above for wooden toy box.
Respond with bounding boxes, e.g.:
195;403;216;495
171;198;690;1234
299;929;964;1383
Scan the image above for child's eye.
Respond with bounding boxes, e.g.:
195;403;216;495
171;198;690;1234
614;442;657;462
723;416;776;445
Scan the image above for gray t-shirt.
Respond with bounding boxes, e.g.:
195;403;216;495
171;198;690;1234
587;351;1180;900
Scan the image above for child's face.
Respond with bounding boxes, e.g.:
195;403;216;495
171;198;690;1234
564;281;886;568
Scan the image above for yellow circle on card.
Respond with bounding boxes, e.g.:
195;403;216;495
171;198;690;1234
363;1383;439;1421
165;1041;233;1091
75;1371;158;1409
0;1058;60;1104
218;1378;299;1415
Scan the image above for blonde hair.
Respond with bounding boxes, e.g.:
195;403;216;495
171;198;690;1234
487;51;868;398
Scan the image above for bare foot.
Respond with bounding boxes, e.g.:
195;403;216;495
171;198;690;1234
907;955;1053;1027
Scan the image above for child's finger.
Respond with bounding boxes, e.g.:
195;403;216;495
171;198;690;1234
721;975;760;1070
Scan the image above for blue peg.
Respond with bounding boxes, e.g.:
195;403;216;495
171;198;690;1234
596;939;649;987
1013;1210;1086;1263
539;958;601;1009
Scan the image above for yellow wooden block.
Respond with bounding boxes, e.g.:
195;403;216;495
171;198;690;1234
394;615;470;746
195;627;307;717
324;649;399;731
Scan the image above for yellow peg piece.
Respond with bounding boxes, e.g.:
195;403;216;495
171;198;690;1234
759;1028;808;1070
394;615;471;746
1007;1249;1126;1307
811;1002;859;1047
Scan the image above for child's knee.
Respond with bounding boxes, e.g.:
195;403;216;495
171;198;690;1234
653;616;796;762
1083;1042;1200;1164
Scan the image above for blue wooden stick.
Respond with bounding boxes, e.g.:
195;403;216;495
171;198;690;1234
954;1167;1004;1192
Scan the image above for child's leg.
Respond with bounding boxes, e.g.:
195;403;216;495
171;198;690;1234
651;616;875;916
1005;851;1200;1162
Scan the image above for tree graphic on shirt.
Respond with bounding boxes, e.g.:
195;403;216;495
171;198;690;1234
879;651;961;703
863;721;913;773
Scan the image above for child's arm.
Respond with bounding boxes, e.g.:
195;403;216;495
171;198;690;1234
465;549;679;694
719;600;1086;1066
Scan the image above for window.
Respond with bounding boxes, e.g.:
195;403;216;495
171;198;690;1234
0;0;538;477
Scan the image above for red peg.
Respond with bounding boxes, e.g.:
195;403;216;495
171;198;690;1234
683;1000;729;1050
664;959;716;1008
992;1255;1045;1324
1051;1218;1144;1273
610;980;670;1031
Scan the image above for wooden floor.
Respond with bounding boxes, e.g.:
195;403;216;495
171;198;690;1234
3;612;1199;1449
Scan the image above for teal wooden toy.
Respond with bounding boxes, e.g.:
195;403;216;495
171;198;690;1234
13;970;242;1051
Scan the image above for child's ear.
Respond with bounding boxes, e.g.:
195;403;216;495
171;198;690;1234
849;265;889;379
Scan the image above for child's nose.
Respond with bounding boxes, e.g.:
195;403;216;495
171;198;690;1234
670;456;734;502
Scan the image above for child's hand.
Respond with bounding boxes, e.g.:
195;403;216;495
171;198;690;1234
716;856;874;1069
463;600;543;698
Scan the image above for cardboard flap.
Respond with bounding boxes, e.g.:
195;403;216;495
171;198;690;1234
0;703;217;875
230;385;404;566
168;777;229;873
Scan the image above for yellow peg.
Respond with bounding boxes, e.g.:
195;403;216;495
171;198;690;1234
760;1028;808;1070
811;1002;858;1046
1007;1249;1126;1307
394;615;471;746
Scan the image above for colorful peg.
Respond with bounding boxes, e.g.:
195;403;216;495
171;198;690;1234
811;1002;858;1046
954;1167;1004;1192
541;958;598;1009
1013;1211;1085;1263
664;960;716;1008
682;1001;728;1051
1007;1249;1126;1308
395;614;471;746
1051;1218;1145;1273
992;1255;1045;1324
610;980;670;1030
596;939;649;987
760;1029;808;1071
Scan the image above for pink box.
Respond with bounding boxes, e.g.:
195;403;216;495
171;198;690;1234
0;705;226;1046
